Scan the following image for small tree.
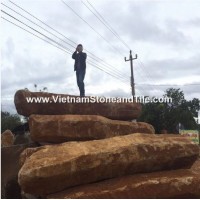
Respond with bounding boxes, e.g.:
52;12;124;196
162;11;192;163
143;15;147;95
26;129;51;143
1;111;22;133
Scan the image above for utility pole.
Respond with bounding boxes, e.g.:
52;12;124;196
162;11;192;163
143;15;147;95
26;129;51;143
125;50;137;98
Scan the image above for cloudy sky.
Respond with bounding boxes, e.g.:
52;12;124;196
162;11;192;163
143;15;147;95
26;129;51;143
1;0;200;115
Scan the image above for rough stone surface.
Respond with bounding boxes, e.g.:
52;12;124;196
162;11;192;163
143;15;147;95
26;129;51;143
48;160;200;199
1;143;38;198
18;133;199;195
191;158;200;174
29;114;155;143
19;146;45;168
14;90;142;120
1;130;14;147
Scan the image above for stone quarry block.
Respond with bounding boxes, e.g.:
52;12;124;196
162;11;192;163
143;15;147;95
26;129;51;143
18;133;199;195
1;130;14;147
48;160;200;199
29;114;155;143
14;90;141;120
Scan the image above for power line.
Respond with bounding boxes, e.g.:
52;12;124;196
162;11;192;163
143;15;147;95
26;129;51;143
8;0;76;46
1;16;71;54
1;10;74;53
1;2;76;49
61;0;124;55
138;61;159;86
6;1;130;82
86;0;125;42
87;60;129;86
136;83;200;86
83;0;130;50
135;63;157;92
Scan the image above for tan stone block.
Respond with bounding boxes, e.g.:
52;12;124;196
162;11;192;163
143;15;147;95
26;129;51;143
48;160;200;199
29;114;155;143
1;130;14;147
14;90;141;120
18;133;199;195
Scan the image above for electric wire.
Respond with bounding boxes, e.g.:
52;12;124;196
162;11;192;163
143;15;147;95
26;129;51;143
61;0;124;55
1;10;73;53
136;83;200;86
1;16;71;54
83;0;131;50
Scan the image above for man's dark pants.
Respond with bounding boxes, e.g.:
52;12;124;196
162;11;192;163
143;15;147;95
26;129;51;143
76;69;85;97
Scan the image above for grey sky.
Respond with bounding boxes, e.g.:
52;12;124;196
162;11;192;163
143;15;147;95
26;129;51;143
1;0;200;115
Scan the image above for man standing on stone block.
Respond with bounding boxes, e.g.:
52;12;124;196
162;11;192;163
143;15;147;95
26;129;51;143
72;44;87;97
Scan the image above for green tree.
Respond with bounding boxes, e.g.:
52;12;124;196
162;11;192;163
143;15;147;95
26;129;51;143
138;88;200;133
1;111;22;133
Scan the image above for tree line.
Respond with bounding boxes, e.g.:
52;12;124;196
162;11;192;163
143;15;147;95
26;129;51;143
138;88;200;133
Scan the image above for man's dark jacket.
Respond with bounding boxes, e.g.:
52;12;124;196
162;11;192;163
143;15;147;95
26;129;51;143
72;51;87;71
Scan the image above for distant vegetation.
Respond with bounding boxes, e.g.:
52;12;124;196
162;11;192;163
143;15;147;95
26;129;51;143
138;88;200;133
1;111;22;133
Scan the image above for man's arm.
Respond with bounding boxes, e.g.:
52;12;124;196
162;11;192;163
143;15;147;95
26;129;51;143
83;53;87;60
72;51;77;59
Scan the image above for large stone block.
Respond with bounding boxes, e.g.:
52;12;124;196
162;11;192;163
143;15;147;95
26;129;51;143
29;114;155;143
18;133;199;195
14;90;141;120
48;160;200;199
1;130;14;147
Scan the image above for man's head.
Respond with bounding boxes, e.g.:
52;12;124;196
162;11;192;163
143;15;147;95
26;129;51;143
77;44;83;52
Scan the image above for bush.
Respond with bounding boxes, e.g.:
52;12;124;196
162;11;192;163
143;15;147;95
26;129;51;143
1;111;22;133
